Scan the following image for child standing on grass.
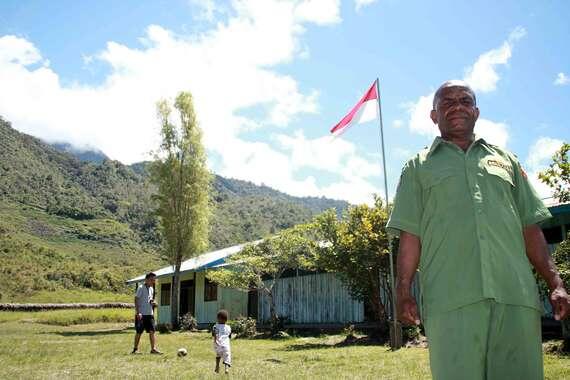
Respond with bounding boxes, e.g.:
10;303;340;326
212;309;232;374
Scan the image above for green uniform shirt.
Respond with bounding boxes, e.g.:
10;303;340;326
387;136;552;317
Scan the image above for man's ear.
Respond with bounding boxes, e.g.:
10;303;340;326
474;107;480;121
430;109;438;124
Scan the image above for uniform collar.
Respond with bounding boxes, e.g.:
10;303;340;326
427;135;487;158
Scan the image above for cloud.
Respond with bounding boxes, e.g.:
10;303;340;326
404;27;525;147
295;0;341;25
275;130;381;203
355;0;378;11
525;136;564;199
463;26;526;93
189;0;221;21
391;119;403;129
554;72;570;86
0;0;382;204
0;35;44;66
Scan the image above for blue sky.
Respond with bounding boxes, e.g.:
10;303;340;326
0;0;568;204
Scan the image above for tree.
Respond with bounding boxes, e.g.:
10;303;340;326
539;142;570;203
551;239;570;350
312;196;394;339
539;142;570;350
206;226;315;333
150;92;211;328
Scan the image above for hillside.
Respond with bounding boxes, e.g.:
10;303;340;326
0;117;349;300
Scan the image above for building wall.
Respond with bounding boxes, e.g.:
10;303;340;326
258;272;364;324
194;271;248;324
155;271;248;325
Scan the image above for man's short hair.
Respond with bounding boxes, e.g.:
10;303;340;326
217;309;229;321
433;80;477;109
145;272;156;279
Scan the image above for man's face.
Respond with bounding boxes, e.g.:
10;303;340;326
430;86;479;139
146;276;156;286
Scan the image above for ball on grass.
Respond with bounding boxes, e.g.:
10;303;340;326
177;348;188;357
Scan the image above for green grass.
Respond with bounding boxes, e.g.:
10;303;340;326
1;311;569;379
5;289;133;304
0;309;133;326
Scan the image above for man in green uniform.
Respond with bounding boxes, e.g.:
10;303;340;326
387;80;570;380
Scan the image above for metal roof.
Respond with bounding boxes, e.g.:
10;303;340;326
125;242;257;284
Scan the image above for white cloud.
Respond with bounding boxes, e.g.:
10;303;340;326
189;0;221;21
405;27;524;147
355;0;378;11
391;119;403;129
554;72;570;86
295;0;341;25
407;92;435;136
525;137;564;199
0;0;382;204
463;26;526;93
0;35;44;66
474;119;509;148
275;130;381;203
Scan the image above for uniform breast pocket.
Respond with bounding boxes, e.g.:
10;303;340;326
422;169;459;205
484;165;515;188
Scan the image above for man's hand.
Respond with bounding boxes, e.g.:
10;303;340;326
396;231;422;326
397;294;421;326
136;313;143;321
550;287;570;321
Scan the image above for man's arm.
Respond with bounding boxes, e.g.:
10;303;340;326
396;231;422;325
523;224;570;320
134;287;142;320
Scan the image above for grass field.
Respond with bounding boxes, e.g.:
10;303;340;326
4;289;134;304
1;310;569;379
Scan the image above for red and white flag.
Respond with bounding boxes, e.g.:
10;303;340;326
330;79;379;136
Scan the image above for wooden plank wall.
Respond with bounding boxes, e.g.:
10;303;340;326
258;272;364;324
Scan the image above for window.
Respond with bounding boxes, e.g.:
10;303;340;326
160;283;171;306
204;278;218;302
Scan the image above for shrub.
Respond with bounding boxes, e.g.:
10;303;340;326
156;323;172;334
402;325;421;342
229;316;257;338
179;313;198;331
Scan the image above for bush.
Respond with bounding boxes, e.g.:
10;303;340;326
229;316;257;338
179;313;198;331
402;325;421;342
156;323;172;334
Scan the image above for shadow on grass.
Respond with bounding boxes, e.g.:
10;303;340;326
49;327;131;337
283;336;386;351
265;358;286;364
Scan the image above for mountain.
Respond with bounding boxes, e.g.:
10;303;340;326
50;142;109;164
0;117;349;300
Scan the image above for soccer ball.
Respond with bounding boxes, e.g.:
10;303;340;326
177;348;188;357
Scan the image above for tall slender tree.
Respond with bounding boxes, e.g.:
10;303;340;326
151;92;211;328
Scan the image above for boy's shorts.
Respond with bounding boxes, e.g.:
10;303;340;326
214;344;231;366
135;315;155;334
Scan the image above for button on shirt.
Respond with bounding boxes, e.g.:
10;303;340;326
387;136;551;317
135;285;154;316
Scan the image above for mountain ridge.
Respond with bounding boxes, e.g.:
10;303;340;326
0;116;349;300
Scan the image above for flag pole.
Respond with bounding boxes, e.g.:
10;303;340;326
375;78;401;349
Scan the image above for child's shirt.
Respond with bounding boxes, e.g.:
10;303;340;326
212;323;231;349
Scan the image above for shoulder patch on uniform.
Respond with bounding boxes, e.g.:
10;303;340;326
520;167;528;179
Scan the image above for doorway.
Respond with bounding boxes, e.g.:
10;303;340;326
179;278;195;317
